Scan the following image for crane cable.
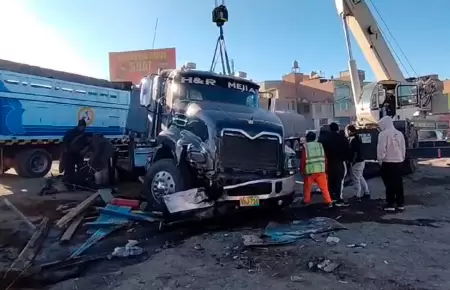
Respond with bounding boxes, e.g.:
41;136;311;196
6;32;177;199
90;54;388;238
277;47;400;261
367;0;419;78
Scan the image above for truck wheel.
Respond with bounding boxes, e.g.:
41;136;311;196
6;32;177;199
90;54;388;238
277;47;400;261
14;149;52;178
403;158;417;175
143;158;188;212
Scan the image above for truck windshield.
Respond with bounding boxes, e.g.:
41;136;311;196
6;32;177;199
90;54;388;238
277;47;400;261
176;83;259;108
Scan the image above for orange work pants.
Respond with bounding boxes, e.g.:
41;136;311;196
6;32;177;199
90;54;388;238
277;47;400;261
303;172;332;204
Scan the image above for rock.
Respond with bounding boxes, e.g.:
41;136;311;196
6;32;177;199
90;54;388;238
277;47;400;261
323;262;340;272
346;243;366;248
290;275;306;282
194;244;204;250
326;236;340;244
242;235;263;246
317;259;341;273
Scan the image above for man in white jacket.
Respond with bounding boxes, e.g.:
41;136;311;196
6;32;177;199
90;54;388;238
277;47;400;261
377;116;406;212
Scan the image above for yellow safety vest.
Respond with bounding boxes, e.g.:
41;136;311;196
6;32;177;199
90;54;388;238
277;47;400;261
304;141;326;174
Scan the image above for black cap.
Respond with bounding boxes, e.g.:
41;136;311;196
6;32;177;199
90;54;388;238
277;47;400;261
306;131;316;142
346;124;357;133
329;122;339;132
78;119;87;127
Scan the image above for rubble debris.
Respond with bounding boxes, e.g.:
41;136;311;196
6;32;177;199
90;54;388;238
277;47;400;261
326;236;340;244
242;217;346;246
264;217;347;243
1;217;50;288
3;198;36;231
309;233;320;242
56;192;101;228
242;234;293;247
111;198;141;209
70;205;132;258
346;243;367;248
84;220;130;228
194;244;204;251
111;240;144;258
98;206;158;222
308;257;341;273
290;275;306;282
60;214;85;243
98;188;114;203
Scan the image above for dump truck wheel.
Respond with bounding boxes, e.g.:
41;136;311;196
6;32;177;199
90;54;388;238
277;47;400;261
143;158;188;212
15;149;52;178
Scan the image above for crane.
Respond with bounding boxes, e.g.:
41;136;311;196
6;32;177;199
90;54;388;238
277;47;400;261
335;0;444;126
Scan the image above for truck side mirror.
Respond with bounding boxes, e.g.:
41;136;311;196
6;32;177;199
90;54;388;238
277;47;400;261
139;76;153;107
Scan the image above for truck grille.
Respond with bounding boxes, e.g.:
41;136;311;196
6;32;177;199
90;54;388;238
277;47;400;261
219;131;281;171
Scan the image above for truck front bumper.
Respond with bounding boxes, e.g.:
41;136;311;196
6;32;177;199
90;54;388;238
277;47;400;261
163;175;296;214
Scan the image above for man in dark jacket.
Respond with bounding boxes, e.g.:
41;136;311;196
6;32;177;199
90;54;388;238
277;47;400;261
319;122;350;206
346;124;370;201
61;119;87;182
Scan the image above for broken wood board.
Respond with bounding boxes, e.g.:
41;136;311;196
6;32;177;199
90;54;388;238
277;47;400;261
60;214;85;243
3;198;36;231
56;192;100;228
2;217;50;281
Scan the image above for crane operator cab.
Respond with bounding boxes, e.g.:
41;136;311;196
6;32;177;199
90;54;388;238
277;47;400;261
362;80;423;123
357;80;422;173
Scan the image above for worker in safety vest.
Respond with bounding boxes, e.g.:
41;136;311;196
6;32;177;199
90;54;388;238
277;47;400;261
300;131;333;208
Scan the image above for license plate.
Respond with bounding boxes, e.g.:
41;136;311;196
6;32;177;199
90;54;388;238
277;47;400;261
239;196;260;207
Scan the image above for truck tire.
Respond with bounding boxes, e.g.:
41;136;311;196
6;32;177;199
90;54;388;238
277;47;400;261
402;158;417;175
143;158;188;212
14;149;52;178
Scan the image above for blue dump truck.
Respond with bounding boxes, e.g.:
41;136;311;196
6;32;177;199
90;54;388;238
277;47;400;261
0;59;134;178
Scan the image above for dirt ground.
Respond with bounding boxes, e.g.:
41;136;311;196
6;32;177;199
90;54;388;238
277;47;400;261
2;160;450;290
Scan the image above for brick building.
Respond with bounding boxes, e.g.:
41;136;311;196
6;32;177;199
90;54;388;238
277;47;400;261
259;63;365;129
259;65;336;130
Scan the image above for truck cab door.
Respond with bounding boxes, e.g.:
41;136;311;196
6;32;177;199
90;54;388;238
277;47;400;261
139;76;161;140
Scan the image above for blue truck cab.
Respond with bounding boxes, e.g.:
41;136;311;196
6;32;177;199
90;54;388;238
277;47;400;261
0;59;132;178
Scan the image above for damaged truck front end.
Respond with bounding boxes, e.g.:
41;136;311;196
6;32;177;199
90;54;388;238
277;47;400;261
139;68;297;217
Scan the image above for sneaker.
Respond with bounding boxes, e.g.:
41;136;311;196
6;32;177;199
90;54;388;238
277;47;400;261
361;194;371;200
383;206;396;212
324;203;334;209
397;206;405;211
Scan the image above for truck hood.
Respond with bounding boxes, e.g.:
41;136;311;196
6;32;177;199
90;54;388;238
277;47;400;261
184;101;284;137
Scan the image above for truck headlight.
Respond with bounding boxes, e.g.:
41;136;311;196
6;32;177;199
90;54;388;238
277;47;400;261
284;145;298;174
186;144;207;164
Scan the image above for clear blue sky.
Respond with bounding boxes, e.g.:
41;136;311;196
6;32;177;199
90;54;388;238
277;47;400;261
12;0;450;82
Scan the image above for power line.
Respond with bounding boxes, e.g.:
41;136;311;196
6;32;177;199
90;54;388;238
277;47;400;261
367;0;419;78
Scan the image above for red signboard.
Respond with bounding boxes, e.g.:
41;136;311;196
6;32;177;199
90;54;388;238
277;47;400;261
109;48;176;84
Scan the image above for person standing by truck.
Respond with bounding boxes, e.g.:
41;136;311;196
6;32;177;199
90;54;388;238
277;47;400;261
319;122;350;207
377;116;406;212
346;124;370;201
300;131;333;208
61;119;87;182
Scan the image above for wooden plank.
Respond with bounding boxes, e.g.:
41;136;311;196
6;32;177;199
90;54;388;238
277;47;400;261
56;193;100;228
2;217;49;279
60;214;84;243
3;199;36;231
